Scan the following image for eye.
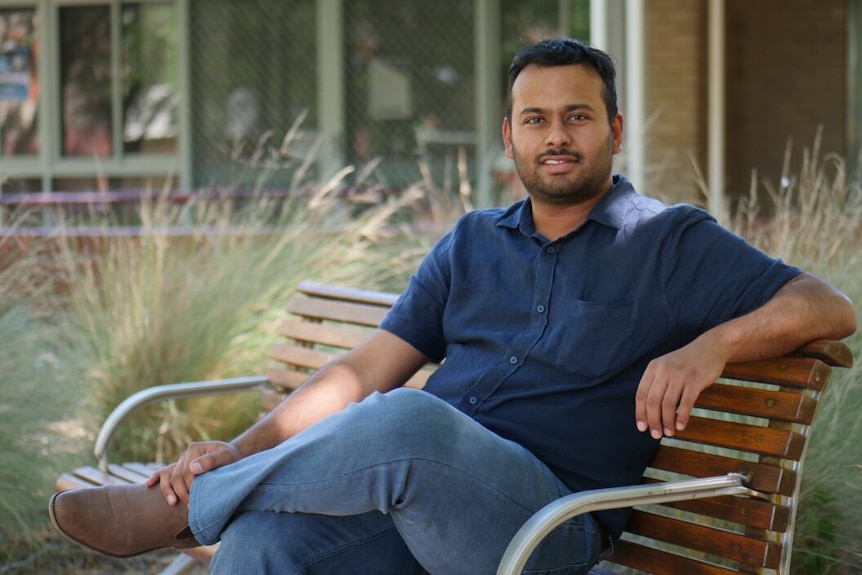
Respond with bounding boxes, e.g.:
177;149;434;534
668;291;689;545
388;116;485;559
568;113;589;122
523;116;545;125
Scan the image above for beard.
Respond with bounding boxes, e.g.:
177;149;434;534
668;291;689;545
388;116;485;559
511;136;614;206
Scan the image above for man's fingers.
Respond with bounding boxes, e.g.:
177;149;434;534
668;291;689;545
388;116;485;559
153;463;180;506
674;390;698;432
168;463;192;505
145;470;160;488
191;444;239;476
636;367;670;440
634;368;655;433
660;382;683;437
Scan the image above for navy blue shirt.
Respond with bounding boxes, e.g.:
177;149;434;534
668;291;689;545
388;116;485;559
379;176;801;537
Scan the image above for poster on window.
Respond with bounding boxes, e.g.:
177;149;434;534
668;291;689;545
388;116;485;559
0;45;31;101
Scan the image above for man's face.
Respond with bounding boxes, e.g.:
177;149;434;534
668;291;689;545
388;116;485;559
503;64;623;206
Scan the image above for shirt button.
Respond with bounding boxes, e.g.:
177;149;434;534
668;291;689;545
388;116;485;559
536;304;545;313
468;396;478;405
509;355;518;365
546;246;556;254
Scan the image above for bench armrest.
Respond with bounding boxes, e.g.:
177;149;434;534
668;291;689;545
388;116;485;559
496;473;757;575
94;375;270;471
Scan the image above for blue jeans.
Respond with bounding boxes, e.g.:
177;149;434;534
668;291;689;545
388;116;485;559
188;388;602;574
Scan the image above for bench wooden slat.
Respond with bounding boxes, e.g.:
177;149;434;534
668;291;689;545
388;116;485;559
607;540;742;575
640;478;789;531
64;466;139;488
721;357;831;390
270;342;337;371
647;445;796;496
286;297;390;327
295;281;399;307
626;510;781;568
694;382;816;424
795;338;853;367
277;318;373;350
673;416;805;460
106;463;154;484
673;416;804;459
56;473;100;491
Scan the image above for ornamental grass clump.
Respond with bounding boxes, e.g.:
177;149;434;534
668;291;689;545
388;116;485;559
726;137;862;575
33;125;431;466
0;218;90;560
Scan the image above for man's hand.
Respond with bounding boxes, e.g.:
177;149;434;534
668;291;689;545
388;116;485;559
634;337;726;439
145;441;241;506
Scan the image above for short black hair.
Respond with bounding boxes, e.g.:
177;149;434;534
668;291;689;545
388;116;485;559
506;37;618;123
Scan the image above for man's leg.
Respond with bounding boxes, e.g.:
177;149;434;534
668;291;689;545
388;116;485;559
210;510;427;574
190;388;602;574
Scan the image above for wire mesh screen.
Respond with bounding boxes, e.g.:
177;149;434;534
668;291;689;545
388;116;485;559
186;0;589;196
188;0;318;190
344;0;476;191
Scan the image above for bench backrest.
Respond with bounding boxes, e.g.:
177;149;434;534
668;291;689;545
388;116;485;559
606;339;851;575
268;282;853;575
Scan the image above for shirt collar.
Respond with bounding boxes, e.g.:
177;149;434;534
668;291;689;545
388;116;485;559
497;175;636;235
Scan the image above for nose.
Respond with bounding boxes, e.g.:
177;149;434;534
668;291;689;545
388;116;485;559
545;119;571;148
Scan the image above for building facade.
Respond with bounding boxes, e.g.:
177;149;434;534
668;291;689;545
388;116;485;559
0;0;858;212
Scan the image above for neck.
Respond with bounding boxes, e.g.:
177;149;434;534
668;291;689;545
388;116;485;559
530;193;607;241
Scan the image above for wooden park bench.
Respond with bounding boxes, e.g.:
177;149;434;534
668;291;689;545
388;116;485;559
55;281;854;575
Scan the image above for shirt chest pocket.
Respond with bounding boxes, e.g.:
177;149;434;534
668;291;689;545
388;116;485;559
544;299;640;380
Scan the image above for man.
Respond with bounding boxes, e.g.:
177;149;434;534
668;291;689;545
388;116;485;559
50;37;856;574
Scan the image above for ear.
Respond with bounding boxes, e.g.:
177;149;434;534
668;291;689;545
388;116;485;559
502;116;514;158
611;113;624;154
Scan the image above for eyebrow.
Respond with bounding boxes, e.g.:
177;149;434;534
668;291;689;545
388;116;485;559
517;103;596;117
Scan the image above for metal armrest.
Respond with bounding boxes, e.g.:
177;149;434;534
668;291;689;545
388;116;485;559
94;375;270;471
496;473;758;575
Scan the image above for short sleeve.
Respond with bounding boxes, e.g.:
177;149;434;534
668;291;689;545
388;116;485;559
660;208;802;332
379;230;453;362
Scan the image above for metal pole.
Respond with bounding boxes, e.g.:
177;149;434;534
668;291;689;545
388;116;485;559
708;0;726;221
625;0;646;194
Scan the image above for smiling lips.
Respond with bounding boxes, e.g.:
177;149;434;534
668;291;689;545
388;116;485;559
539;153;581;174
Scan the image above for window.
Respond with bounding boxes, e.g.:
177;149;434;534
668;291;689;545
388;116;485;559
59;2;179;159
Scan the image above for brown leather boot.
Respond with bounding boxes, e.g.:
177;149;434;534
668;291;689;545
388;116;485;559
49;484;200;558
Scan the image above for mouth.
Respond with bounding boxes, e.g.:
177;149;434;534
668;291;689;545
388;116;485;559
539;153;581;173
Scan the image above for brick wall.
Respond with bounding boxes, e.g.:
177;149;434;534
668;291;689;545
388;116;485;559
643;0;847;208
646;0;708;205
725;0;847;202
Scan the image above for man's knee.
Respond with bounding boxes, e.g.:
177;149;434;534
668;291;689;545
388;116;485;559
359;388;463;442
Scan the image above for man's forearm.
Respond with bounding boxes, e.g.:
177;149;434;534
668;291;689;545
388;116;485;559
228;329;431;460
636;272;855;439
229;360;372;459
705;272;856;365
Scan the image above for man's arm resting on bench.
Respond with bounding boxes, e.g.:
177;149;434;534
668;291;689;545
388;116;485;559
148;329;430;505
